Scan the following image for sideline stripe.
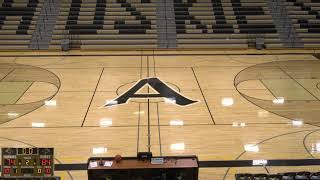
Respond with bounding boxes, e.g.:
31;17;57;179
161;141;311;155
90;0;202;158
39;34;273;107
1;159;318;171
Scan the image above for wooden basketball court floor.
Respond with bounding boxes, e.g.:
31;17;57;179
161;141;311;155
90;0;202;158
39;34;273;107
1;52;320;179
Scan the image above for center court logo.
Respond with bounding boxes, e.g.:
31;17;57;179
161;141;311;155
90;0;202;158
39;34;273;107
103;77;198;107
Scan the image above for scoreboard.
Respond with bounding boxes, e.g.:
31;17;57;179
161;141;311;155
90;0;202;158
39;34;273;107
1;148;54;177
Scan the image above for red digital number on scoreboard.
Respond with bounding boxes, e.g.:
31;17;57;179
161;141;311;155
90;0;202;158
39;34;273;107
44;168;51;174
3;168;10;174
41;159;51;166
6;159;16;166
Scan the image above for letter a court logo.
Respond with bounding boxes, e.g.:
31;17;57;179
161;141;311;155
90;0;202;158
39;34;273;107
103;77;198;107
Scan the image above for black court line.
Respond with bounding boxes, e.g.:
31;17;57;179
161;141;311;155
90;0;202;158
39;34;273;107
316;82;320;91
5;159;317;172
0;52;316;58
156;103;163;156
259;79;278;99
13;82;33;104
153;51;156;76
137;103;141;153
137;53;143;153
0;68;15;81
140;54;143;79
81;68;105;127
191;67;216;125
0;122;290;129
198;159;320;168
147;56;151;153
264;166;270;174
147;99;151;153
147;56;150;78
11;65;299;69
277;66;320;101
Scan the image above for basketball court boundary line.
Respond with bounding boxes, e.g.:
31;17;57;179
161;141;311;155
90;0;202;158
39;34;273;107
0;159;315;172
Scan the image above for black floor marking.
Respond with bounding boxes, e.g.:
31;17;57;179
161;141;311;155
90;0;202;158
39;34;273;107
264;166;270;174
156;103;163;156
153;51;156;76
191;67;216;125
147;56;150;78
80;68;105;127
0;52;317;58
137;52;143;153
0;68;15;81
277;65;320;101
316;82;320;90
137;103;141;153
147;99;151;153
0;158;316;172
14;82;33;104
259;79;278;99
140;54;143;79
0;122;291;129
147;56;151;152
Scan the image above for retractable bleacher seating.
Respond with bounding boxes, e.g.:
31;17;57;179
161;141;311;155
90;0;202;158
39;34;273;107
0;0;43;50
174;0;283;49
50;0;157;50
285;0;320;48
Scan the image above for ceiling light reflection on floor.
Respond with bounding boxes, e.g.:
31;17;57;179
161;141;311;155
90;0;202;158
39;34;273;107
272;97;285;104
221;97;234;107
170;120;184;126
106;100;118;106
170;143;185;151
92;147;108;154
244;144;259;152
31;122;45;128
7;112;19;118
99;118;113;127
292;120;303;126
232;122;246;127
45;100;57;106
164;98;176;104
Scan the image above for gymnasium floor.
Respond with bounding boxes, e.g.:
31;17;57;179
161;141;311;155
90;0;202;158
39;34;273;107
0;52;320;179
